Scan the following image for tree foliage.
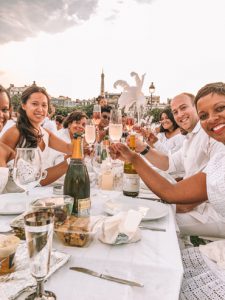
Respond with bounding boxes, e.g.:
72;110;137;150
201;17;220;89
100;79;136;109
55;103;94;117
11;95;21;112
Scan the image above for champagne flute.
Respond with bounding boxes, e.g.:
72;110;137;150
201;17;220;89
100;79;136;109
125;109;135;133
109;109;123;143
92;104;101;126
24;211;56;300
84;119;96;168
13;148;44;209
85;119;96;147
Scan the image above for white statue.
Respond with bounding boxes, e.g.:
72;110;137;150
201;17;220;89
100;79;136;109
114;72;146;112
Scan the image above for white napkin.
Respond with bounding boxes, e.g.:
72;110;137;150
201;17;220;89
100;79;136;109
99;209;142;245
199;240;225;269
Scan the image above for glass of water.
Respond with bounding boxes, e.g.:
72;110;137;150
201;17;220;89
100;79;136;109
24;211;56;300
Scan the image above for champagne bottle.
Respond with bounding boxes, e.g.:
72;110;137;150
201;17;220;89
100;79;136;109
123;134;140;197
64;133;90;216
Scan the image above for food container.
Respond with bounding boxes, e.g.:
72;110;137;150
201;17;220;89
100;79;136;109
30;195;73;225
54;215;98;247
10;215;26;240
10;196;73;240
0;234;20;275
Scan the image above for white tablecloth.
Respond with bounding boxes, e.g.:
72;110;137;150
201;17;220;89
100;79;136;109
1;187;183;300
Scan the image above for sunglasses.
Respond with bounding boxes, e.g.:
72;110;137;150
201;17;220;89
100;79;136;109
102;115;110;120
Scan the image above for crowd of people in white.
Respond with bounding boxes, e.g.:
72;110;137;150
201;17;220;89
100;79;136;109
0;82;225;298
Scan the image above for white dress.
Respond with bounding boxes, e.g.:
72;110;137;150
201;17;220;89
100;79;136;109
181;246;225;299
176;149;225;238
3;127;51;193
0;168;9;194
154;132;185;154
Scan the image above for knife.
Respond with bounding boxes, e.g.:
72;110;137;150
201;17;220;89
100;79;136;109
139;225;166;232
70;267;144;287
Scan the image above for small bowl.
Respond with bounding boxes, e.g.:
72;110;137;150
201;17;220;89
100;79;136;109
30;195;73;225
54;215;98;247
0;234;20;275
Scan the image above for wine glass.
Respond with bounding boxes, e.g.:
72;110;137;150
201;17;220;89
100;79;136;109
109;109;123;143
92;104;101;126
85;119;96;147
24;211;56;300
13;148;44;208
125;110;135;133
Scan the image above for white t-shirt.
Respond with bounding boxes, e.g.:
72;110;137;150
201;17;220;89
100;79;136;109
167;122;225;179
42;117;57;134
154;132;185;154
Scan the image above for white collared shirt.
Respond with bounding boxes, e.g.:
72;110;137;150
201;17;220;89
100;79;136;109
167;121;225;178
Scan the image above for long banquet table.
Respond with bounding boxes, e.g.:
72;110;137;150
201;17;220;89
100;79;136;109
1;186;183;300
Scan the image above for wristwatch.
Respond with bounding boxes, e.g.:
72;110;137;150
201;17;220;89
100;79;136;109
140;145;150;156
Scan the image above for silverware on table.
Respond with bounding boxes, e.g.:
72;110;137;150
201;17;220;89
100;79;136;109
70;267;144;287
139;225;166;232
136;196;160;201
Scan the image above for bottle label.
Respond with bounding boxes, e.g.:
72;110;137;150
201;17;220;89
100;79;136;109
78;198;91;214
123;174;140;192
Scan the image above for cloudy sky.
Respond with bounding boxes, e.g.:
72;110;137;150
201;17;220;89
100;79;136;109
0;0;224;102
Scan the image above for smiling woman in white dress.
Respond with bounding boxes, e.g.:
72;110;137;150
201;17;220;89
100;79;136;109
0;85;73;190
110;82;225;238
147;107;185;154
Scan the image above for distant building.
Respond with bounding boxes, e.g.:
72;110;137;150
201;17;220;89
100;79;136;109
7;81;40;97
51;96;77;107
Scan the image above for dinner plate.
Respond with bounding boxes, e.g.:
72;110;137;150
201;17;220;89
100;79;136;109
104;196;168;221
0;193;26;215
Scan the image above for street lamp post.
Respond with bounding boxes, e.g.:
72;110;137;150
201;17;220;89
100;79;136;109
148;82;155;111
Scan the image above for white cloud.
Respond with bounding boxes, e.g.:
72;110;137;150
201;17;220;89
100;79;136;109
0;0;224;101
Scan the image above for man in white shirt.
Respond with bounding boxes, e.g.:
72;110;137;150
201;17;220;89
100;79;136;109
136;93;225;237
0;142;14;193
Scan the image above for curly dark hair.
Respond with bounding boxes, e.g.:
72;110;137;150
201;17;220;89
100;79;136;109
17;85;50;148
159;107;179;132
63;111;88;128
195;82;225;107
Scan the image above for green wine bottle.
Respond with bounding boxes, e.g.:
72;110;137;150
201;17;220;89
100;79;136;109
101;136;110;161
123;134;140;197
64;133;90;216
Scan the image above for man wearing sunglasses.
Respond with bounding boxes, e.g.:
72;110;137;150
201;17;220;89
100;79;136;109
97;105;112;142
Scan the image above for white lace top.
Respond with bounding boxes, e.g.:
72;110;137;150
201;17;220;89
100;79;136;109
203;152;225;218
4;127;51;193
181;247;225;300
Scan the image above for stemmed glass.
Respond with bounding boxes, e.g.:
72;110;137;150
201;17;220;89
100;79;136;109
24;211;56;300
109;109;123;143
125;110;135;133
85;119;96;148
92;104;101;126
13;148;44;209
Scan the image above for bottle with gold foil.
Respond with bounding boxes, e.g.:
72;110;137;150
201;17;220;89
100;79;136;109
64;133;90;216
123;134;140;197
